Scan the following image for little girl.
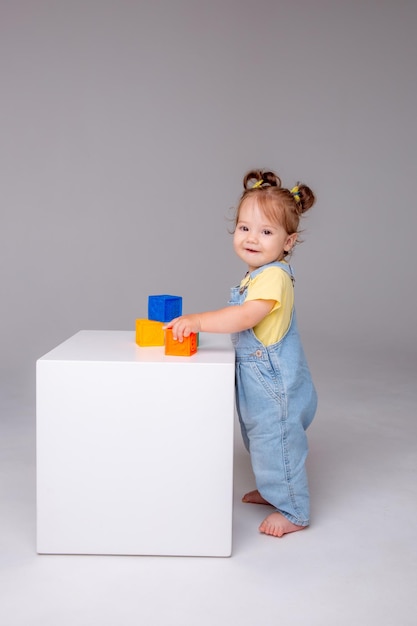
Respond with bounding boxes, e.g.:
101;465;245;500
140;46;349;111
165;169;317;537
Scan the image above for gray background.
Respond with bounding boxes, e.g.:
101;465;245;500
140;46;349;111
1;3;417;624
2;0;416;392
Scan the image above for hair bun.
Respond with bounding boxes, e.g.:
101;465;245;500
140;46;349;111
295;184;315;213
243;170;282;190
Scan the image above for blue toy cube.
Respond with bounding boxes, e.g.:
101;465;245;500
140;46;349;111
148;294;183;323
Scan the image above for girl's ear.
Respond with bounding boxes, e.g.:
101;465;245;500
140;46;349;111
284;233;298;252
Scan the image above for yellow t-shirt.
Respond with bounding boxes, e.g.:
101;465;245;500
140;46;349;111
240;264;294;346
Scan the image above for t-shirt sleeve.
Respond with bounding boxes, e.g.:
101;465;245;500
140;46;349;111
245;267;287;312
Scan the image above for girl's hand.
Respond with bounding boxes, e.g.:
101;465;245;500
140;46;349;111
164;315;202;342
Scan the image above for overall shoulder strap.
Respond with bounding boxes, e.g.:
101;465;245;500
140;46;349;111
250;261;295;283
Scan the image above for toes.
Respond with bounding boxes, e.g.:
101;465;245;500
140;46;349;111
242;490;271;505
259;512;304;538
242;490;258;502
259;520;284;537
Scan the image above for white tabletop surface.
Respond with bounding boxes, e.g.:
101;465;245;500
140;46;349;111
38;330;235;364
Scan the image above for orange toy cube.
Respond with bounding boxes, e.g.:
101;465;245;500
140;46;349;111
135;319;165;347
164;329;198;356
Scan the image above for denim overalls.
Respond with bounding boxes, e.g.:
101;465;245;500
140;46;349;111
230;261;317;526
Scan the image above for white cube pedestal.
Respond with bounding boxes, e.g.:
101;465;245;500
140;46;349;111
36;331;235;557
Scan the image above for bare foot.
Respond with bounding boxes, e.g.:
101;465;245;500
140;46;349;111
242;489;272;505
259;512;307;538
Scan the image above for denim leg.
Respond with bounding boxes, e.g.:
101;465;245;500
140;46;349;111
235;380;250;452
236;359;310;527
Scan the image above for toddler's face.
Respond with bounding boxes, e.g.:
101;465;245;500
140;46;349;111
233;197;297;271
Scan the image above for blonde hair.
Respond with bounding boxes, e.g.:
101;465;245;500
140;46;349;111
234;169;316;255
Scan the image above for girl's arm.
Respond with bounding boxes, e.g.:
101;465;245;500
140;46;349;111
164;299;275;342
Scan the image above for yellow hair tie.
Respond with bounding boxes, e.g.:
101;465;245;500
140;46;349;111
252;180;263;189
291;186;301;203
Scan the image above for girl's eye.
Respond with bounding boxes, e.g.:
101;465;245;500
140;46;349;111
239;225;249;231
263;230;272;235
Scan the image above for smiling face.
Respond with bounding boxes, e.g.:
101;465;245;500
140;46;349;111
233;196;298;272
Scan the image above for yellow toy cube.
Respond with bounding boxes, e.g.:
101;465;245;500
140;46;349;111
135;319;165;347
